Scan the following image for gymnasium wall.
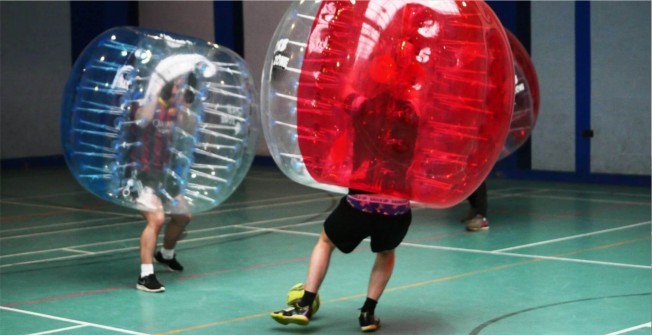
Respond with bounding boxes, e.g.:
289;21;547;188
0;1;649;186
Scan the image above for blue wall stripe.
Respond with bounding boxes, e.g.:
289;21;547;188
575;1;591;175
213;1;244;57
69;1;138;64
486;1;534;173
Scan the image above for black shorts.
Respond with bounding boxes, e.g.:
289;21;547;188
324;196;412;253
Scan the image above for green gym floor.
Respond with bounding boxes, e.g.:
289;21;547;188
1;163;650;335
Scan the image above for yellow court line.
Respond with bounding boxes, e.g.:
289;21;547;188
156;312;271;335
557;236;650;256
156;258;538;335
155;237;648;334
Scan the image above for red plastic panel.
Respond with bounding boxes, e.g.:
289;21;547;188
296;1;514;207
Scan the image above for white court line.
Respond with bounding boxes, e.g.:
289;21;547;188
0;306;150;335
0;212;327;260
0;214;328;268
1;191;329;223
0;219;143;241
483;187;650;205
2;218;649;270
29;324;88;335
603;322;651;335
0;192;328;235
0;213;323;260
0;216;132;234
493;221;652;252
0;193;333;239
0;170;287;202
1;188;648;270
518;194;650;206
1;190;88;201
60;248;95;255
400;242;651;270
235;226;651;270
486;189;550;200
0;200;134;217
487;186;650;199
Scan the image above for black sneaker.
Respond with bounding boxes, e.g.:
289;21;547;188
137;274;165;293
154;251;184;272
359;311;380;332
270;304;312;326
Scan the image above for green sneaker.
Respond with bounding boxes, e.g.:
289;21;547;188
271;304;312;326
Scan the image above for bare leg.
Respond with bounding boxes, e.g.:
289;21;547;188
163;213;191;249
270;230;336;325
304;230;336;293
140;210;166;265
367;250;395;301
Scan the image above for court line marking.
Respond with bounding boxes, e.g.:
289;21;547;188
0;306;150;335
0;170;289;201
0;200;135;218
0;219;144;241
60;248;95;255
402;239;651;270
2;185;642;240
469;293;651;335
3;223;648;334
1;191;89;201
0;216;131;234
0;194;333;239
238;226;650;269
0;192;332;232
515;193;651;206
155;234;649;335
2;288;123;308
29;324;87;335
0;215;327;266
3;184;646;230
0;212;326;258
490;186;650;199
492;221;652;252
1;215;648;270
603;322;651;335
154;257;543;335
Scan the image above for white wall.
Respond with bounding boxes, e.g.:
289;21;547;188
1;1;650;179
243;1;293;156
590;1;651;175
531;1;576;172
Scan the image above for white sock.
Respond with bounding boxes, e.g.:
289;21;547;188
141;264;154;278
160;247;175;260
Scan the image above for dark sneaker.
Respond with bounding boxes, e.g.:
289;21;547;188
155;251;184;272
137;274;165;293
359;311;380;332
465;214;489;232
270;304;312;326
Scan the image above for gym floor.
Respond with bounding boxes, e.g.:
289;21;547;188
1;163;650;335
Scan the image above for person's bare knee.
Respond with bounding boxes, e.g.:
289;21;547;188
317;231;336;250
143;211;166;229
